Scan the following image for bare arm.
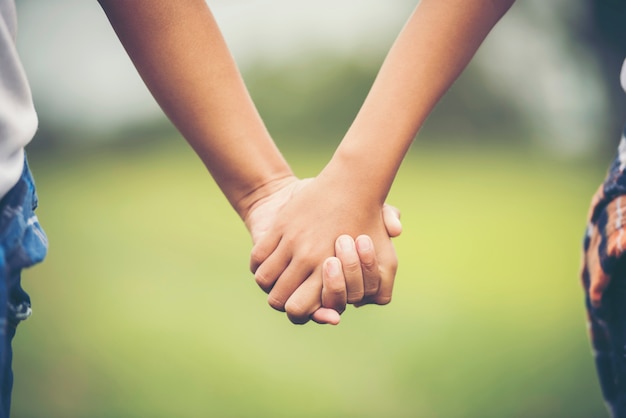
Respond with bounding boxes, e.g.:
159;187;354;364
251;0;516;323
97;0;403;325
327;0;516;202
97;0;293;219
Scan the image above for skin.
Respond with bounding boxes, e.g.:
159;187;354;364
98;0;515;325
246;179;402;322
251;0;516;323
96;0;401;324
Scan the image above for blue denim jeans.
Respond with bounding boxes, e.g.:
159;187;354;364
0;157;47;418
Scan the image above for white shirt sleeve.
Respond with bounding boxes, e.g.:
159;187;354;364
0;0;37;199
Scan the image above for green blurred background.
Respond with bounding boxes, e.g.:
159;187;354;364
9;0;626;417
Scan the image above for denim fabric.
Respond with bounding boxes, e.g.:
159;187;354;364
0;157;47;418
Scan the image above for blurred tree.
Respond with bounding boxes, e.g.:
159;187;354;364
246;56;375;149
246;53;528;151
27;0;623;159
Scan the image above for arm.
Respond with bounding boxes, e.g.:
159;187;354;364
251;0;515;323
97;0;400;325
97;0;293;218
327;0;516;203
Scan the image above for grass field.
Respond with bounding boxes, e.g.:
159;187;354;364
10;140;608;417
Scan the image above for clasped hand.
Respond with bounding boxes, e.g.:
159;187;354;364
245;175;401;325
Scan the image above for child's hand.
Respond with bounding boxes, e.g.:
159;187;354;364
247;173;399;324
313;233;396;323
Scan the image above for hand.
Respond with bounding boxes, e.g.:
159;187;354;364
245;178;401;245
245;176;401;324
316;233;397;321
247;172;399;324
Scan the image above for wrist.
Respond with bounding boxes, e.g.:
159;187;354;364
321;144;391;206
234;172;298;221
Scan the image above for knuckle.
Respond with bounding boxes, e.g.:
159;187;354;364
300;252;319;267
380;255;398;276
285;300;310;323
363;283;380;297
267;294;286;312
342;260;362;275
254;271;274;292
360;262;376;276
390;254;399;272
389;261;398;277
347;291;364;304
288;315;309;325
375;295;392;306
354;296;374;307
249;248;266;273
359;254;377;271
325;278;344;295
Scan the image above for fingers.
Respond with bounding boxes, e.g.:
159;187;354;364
249;229;282;274
331;234;395;308
283;263;344;325
321;257;347;314
354;235;380;298
284;271;324;325
310;308;341;325
335;235;365;303
353;234;397;307
382;204;402;238
254;205;400;324
252;239;290;293
276;233;398;323
267;261;311;312
368;238;397;306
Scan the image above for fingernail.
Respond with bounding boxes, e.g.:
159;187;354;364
327;258;340;276
338;235;353;251
356;236;372;252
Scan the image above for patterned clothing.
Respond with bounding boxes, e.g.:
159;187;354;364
583;127;626;418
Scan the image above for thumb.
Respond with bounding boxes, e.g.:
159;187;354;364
382;204;402;238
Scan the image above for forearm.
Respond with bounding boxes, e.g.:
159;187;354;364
325;0;515;203
97;0;293;219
